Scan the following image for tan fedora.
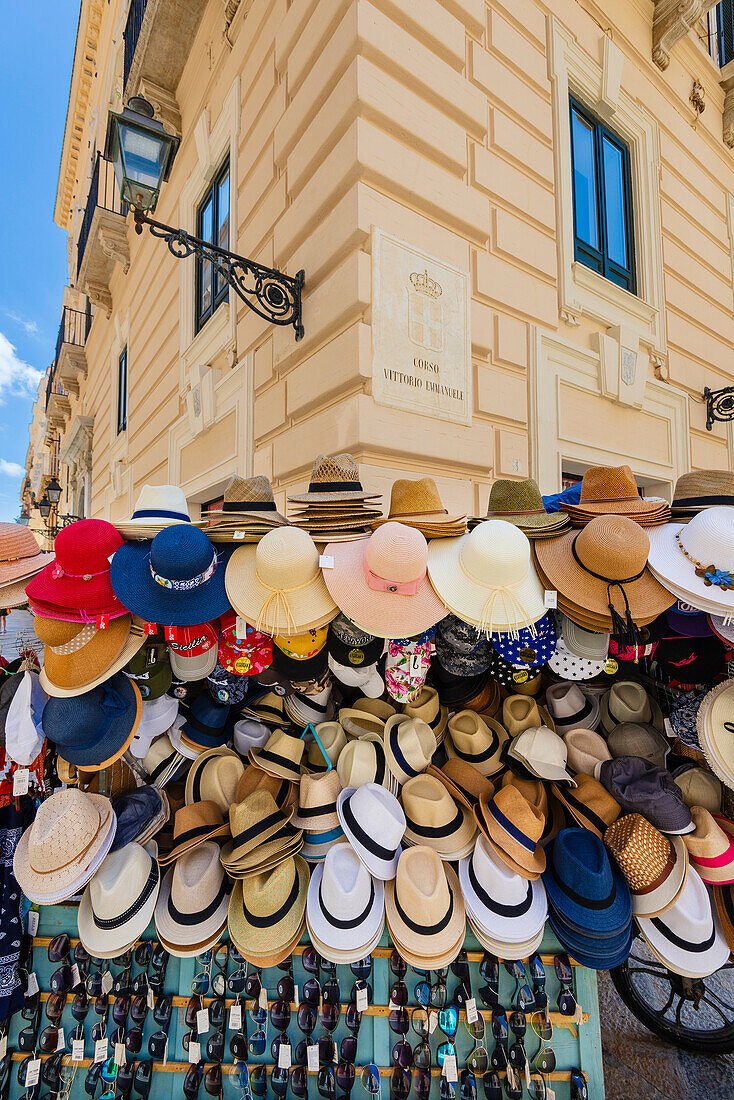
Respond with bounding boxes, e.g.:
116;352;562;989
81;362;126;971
385;846;466;967
220;790;296;867
337;733;395;792
402;686;448;744
338;708;386;740
184;747;245;812
563;728;612;776
155;840;231;951
292;770;342;831
502;696;555;737
228;824;304;878
683;808;734;885
605;813;688;917
249;729;305;782
352;697;397;722
562;465;667;520
401;774;477;860
550;773;621;839
471;478;570;536
242;691;289;727
306;722;346;773
157;802;230;866
227;855;309;962
673;765;722;814
372;478;466;538
671;469;734;522
601;681;664;733
427;760;495;811
475;786;546;880
446;711;507;778
500;772;563;849
384;716;437;786
205;475;288;528
234;765;297;812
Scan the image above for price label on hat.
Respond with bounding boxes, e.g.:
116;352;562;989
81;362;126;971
196;1008;209;1034
229;1004;242;1031
278;1044;292;1070
233;531;246;541
147;987;155;1011
94;1038;109;1064
0;1036;7;1060
96;614;109;630
13;769;29;797
442;1054;457;1083
25;1059;41;1088
543;590;558;610
114;1042;126;1066
144;621;158;635
293;984;299;1007
71;1039;85;1062
259;987;268;1011
188;1041;201;1065
356;985;369;1013
235;617;248;640
101;971;113;995
319;555;334;570
55;1028;65;1052
26;972;39;997
307;1044;319;1073
465;998;478;1025
27;909;38;936
165;625;177;642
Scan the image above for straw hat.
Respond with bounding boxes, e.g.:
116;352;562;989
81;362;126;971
337;783;405;880
115;485;196;539
78;841;161;958
607;722;670;768
14;788;116;904
502;772;563;849
459;833;548;944
306;842;385;962
305;721;346;773
372;478;466;537
600;681;664;733
157;802;230;866
502;696;555;737
671;470;734;522
234;764;297;812
155;841;231;951
43;672;142;771
205;475;288;531
225;527;337;636
220;790;296;865
242;690;289;727
472;479;569;536
475;786;546;879
35;614;127;691
336;733;395;792
225;821;303;877
508;727;575;785
26;519;125;618
636;865;730;979
0;523;52;587
563;728;612;776
427;760;495;811
467;912;545;959
40;617;148;698
562;465;667;519
384;716;437;786
428;521;546;633
682;808;734;885
545;683;600;733
672;764;722;814
446;711;507;777
184;747;245;812
338;708;386;740
401;686;448;744
401;774;476;859
289;454;379;503
647;508;734;616
292;770;342;830
551;773;620;839
604;813;688;917
227;855;309;960
249;729;305;782
385;846;466;967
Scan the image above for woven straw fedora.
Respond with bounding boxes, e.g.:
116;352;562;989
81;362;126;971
220;790;296;866
0;522;52;586
683;807;734;885
225;820;303;876
563;728;612;776
14;788;116;904
336;733;395;792
337;782;405;879
459;833;548;944
78;841;161;958
289;454;379;503
545;683;599;733
563;465;664;518
225;527;337;636
305;721;347;773
551;773;621;839
385;846;466;966
184;747;245;812
157;801;230;866
155;841;231;950
249;729;305;782
475;786;546;879
472;479;570;534
307;842;386;962
446;711;507;777
384;716;437;786
338;708;386;739
206;475;288;525
401;774;477;859
502;696;555;737
36;613;131;691
671;470;734;521
604;813;688;917
647;508;734;616
600;681;664;733
227;854;309;960
372;478;466;536
427;760;495;811
234;766;296;812
292;770;342;830
428;521;546;633
501;772;564;849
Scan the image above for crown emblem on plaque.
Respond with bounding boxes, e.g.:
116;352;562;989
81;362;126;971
409;270;442;299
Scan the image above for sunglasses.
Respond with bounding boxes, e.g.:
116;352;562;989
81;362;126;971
554;954;577;1016
478;955;499;1009
389;1068;410;1100
507;1010;527;1072
528;955;546;1011
360;1065;380;1097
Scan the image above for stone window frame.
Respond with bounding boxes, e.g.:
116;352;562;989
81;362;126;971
547;16;668;368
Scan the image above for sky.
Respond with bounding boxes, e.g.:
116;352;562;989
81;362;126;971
0;7;77;521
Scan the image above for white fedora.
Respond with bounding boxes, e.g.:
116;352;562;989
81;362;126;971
384;716;437;786
115;485;196;539
129;694;179;759
508;727;576;785
467;911;544;959
337;783;405;880
78;841;160;958
306;842;385;962
459;834;547;945
636;865;730;978
336;733;397;794
232;719;271;756
545;683;600;733
154;840;231;952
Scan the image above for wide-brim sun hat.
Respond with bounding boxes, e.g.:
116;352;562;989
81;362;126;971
155;840;231;948
43;672;142;771
647;508;734;616
306;842;385;962
683;807;734;885
40;618;148;698
321;523;446;640
459;834;547;944
0;522;52;587
78;841;160;958
36;614;131;691
385;846;466;964
111;525;234;627
636;865;731;978
26;519;125;616
428;520;546;633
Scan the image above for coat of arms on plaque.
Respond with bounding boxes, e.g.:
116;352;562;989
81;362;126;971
407;269;444;353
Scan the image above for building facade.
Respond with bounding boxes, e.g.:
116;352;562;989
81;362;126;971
21;0;734;534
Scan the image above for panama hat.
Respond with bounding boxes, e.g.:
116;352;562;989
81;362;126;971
353;697;396;721
225;527;337;636
185;747;245;812
225;820;303;876
322;523;446;640
231;917;307;970
336;733;395;792
502;696;555;737
636;865;730;978
428;520;546;633
220;790;296;865
508;727;576;785
155;840;231;950
158;921;228;960
115;485;197;539
672;764;722;814
384;716;437;786
300;823;345;864
26;519;126;619
78;841;161;958
292;770;342;830
647;508;734;616
545;684;599;734
40;617;148;699
695;680;734;789
501;772;563;849
36;614;131;692
205;475;288;532
385;847;466;967
306;842;385;961
682;808;734;885
601;681;664;733
234;764;297;811
14;788;116;904
338;708;386;740
459;833;547;943
401;774;476;859
607;722;670;768
471;478;569;536
129;694;179;759
596;757;693;835
0;522;52;588
372;478;466;537
475;786;546;879
427;760;495;811
242;690;289;726
468;912;545;959
143;733;190;784
227;855;309;960
563;729;612;777
289;454;379;503
157;802;230;866
304;721;346;773
401;686;448;743
604;813;688;917
337;783;405;880
249;729;304;781
446;711;506;777
43;672;142;771
285;684;334;728
670;470;734;522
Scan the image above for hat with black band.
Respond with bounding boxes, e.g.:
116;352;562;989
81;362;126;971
337;783;405;880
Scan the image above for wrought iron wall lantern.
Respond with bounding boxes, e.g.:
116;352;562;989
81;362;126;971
103;97;304;340
703;385;734;431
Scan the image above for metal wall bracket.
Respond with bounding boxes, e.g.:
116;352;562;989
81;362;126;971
704;385;734;431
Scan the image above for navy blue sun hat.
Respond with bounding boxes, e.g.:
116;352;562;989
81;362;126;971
491;612;557;669
548;914;633;969
110;525;234;627
177;692;231;751
542;827;632;937
43;672;142;769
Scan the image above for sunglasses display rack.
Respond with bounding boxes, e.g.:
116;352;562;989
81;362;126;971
3;924;597;1100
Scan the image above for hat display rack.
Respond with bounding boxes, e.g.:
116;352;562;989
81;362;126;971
4;461;734;1092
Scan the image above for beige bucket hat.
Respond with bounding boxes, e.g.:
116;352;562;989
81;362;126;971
475;786;546;880
227;855;309;962
605;813;688;917
292;770;342;831
384;716;437;786
563;728;612;776
155;841;231;952
220;790;296;867
446;711;507;778
78;841;161;958
184;747;245;812
401;774;477;860
502;696;555;737
385;847;466;968
249;729;305;782
600;681;664;733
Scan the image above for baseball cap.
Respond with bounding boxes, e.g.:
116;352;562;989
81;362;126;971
327;614;383;669
218;611;273;676
168;621;220;681
272;627;329;681
124;637;172;700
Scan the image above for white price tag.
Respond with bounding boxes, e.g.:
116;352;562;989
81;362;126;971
71;964;81;989
228;1004;242;1031
26;972;39;996
442;1054;457;1083
13;769;29;797
147;988;155;1011
543;590;558;610
278;1044;292;1070
114;1042;126;1066
663;717;674;738
162;1037;168;1067
319;555;334;570
409;653;423;675
27;910;38;936
196;1008;209;1034
356;986;369;1012
387;999;397;1011
71;1039;85;1062
188;1041;201;1065
233;532;246;541
307;1044;319;1072
56;1028;65;1052
101;971;113;995
259;987;268;1011
428;1012;438;1035
235;617;248;639
465;998;478;1025
573;1001;584;1026
294;984;299;1007
94;1038;109;1064
524;1063;531;1089
24;1059;41;1087
0;1035;7;1060
546;1089;556;1100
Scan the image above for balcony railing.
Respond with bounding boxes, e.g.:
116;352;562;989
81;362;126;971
45;377;67;414
123;0;148;91
54;304;92;365
77;153;127;279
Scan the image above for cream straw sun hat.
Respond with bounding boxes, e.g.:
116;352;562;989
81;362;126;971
428;520;546;633
647;507;734;616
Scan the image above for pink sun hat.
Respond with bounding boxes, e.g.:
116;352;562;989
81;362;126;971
321;522;446;640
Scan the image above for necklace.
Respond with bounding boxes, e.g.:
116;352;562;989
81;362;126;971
675;531;734;591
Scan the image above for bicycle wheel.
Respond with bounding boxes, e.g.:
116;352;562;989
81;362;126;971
609;932;734;1053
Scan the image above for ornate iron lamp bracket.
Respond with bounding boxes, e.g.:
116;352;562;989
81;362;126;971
133;209;305;340
703;385;734;431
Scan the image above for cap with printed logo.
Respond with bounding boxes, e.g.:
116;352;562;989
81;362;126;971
168;621;220;682
217;610;273;676
327;614;383;669
272;627;329;681
124;636;173;700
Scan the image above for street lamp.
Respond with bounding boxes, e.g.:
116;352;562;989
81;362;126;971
38;496;52;519
103;97;304;340
46;477;62;505
18;508;30;527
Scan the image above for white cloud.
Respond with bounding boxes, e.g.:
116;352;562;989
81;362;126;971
0;460;24;478
5;311;39;336
0;331;43;402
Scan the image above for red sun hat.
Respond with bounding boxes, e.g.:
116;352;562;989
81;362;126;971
26;519;128;621
218;610;273;676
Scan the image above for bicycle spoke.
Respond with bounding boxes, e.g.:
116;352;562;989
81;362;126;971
629;967;676;981
695;995;732;1028
701;984;734;1013
659;987;676;1019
